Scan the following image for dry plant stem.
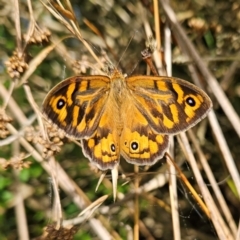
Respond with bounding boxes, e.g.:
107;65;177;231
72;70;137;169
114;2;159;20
168;142;181;240
23;84;47;140
177;133;234;240
187;129;237;236
140;4;162;74
13;0;22;51
153;0;161;51
40;0;73;31
168;159;181;240
164;21;181;240
188;63;240;197
48;157;62;229
164;27;172;76
138;222;155;240
2;81;15;109
152;1;163;73
14;176;29;240
26;0;34;21
13;141;29;240
160;0;240;139
141;49;158;76
24;0;36;49
134;165;139;240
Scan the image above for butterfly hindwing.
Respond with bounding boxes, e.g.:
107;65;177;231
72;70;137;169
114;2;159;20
120;127;169;165
120;101;169;165
81;96;121;170
126;76;212;134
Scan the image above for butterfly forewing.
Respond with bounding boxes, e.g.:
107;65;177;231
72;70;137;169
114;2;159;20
126;76;212;134
42;76;110;138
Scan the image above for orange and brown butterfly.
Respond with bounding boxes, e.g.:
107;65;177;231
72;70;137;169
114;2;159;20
42;68;212;172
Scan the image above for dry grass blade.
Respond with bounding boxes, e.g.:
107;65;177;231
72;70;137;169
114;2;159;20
134;165;139;240
164;18;181;239
62;195;108;226
13;169;29;240
13;0;22;51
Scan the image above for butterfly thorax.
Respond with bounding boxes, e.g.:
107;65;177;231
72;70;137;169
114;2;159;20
108;71;130;135
111;77;127;102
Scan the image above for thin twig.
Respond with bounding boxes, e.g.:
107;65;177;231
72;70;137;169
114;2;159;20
164;19;181;240
13;0;22;51
133;165;139;240
13;142;29;240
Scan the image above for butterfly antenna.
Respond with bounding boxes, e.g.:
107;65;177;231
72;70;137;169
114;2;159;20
81;39;111;69
116;30;138;69
129;59;141;76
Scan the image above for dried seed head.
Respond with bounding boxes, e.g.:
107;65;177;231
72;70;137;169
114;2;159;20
24;28;51;45
24;126;36;142
0;109;12;138
0;153;31;170
5;50;28;79
39;121;65;159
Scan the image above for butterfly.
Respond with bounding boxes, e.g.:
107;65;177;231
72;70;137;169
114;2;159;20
42;69;212;171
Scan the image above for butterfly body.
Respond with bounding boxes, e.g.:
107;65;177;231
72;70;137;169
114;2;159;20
43;69;212;170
